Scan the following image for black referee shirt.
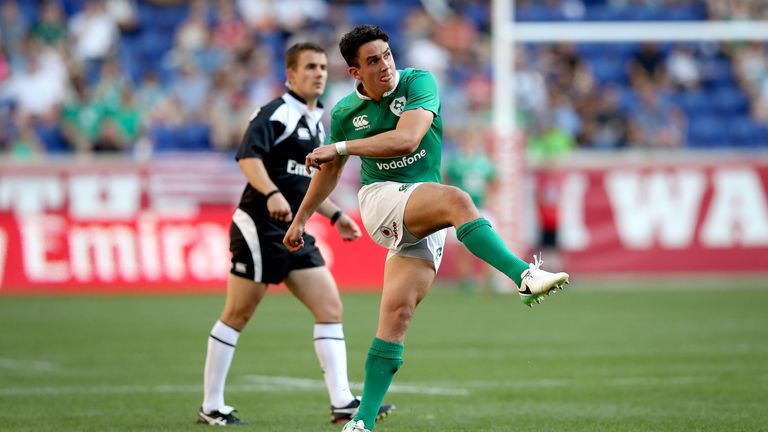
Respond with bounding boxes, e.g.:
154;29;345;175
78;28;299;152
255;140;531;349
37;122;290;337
235;90;325;221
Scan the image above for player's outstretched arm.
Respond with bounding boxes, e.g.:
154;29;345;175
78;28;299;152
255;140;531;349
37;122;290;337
284;154;348;251
306;108;433;171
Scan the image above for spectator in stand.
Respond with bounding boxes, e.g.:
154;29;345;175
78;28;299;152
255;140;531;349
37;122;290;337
168;1;230;76
7;115;44;160
169;61;211;119
434;10;479;64
169;0;210;67
93;117;128;153
108;86;142;145
463;64;493;117
235;0;278;33
134;71;167;120
731;41;768;103
736;37;768;122
272;0;328;34
194;31;231;75
0;0;28;66
60;73;103;153
403;14;450;85
528;114;576;162
549;91;581;139
208;70;251;152
546;43;594;100
91;59;129;114
211;0;250;57
628;83;685;148
31;1;68;48
707;0;768;20
105;0;139;33
628;42;666;87
754;79;768;123
666;44;702;91
514;46;548;125
244;49;282;108
68;0;119;84
580;85;629;149
2;37;68;121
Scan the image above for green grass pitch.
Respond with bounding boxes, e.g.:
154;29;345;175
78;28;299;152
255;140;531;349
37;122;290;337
1;279;767;431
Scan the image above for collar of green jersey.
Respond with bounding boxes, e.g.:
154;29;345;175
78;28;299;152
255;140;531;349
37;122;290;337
355;70;401;100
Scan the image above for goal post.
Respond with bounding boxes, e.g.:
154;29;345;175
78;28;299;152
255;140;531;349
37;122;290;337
490;0;768;254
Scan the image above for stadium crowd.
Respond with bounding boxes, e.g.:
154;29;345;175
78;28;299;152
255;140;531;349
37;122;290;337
1;0;767;161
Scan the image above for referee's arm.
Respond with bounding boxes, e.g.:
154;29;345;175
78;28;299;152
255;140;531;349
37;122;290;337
237;157;278;195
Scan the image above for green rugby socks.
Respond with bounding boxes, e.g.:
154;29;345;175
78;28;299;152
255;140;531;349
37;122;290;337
355;337;403;429
456;218;529;287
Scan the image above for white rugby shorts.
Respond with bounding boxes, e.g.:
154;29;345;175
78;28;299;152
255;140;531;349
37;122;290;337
358;181;446;271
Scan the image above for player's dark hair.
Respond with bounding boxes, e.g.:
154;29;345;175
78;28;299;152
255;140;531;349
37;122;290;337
285;42;326;70
339;25;390;67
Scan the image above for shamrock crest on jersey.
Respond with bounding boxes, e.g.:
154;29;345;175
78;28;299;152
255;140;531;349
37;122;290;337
389;96;406;117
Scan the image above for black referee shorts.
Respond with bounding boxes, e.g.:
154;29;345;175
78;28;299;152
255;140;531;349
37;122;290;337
229;208;325;284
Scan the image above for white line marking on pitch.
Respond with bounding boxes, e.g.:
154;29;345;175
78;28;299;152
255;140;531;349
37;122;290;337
0;374;722;397
0;375;469;397
241;375;470;396
0;358;63;373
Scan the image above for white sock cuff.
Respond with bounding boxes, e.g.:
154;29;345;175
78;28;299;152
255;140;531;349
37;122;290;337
314;323;344;340
210;320;240;347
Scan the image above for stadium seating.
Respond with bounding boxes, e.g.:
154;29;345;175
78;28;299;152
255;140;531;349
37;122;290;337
3;0;767;153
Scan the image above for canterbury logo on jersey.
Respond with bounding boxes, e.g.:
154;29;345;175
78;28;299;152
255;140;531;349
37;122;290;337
375;149;427;170
353;115;370;130
287;159;314;177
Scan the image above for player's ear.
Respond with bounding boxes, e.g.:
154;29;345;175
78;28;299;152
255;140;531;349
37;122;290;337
348;66;360;80
285;67;295;87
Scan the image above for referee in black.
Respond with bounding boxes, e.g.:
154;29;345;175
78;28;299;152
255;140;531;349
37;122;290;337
197;42;392;426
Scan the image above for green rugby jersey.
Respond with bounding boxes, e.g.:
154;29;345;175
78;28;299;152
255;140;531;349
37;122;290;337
328;68;443;185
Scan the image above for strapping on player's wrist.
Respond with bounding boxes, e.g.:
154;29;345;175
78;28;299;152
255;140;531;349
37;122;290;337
330;209;343;225
335;141;348;156
265;189;281;200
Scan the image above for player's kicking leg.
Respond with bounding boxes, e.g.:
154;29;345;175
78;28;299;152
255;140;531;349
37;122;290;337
404;183;570;307
517;253;569;306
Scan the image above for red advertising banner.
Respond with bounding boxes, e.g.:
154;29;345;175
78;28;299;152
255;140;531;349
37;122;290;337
2;154;767;294
539;157;768;275
0;158;385;294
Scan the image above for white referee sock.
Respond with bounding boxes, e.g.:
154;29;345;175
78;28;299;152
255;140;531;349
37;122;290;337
314;323;355;407
202;320;240;413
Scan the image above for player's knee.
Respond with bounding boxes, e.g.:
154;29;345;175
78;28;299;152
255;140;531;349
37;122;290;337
220;309;254;331
314;300;343;322
388;303;415;326
444;186;477;217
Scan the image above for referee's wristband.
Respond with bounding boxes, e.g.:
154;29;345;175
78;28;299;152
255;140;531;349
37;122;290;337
265;189;281;200
330;210;343;226
335;141;348;156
